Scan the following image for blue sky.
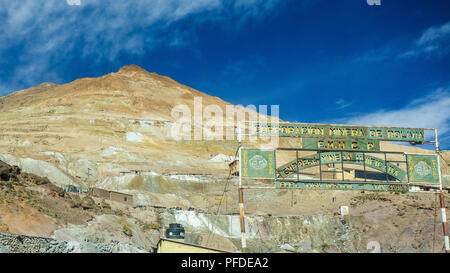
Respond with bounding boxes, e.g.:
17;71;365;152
0;0;449;148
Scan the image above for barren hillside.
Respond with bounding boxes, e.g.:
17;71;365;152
0;65;449;253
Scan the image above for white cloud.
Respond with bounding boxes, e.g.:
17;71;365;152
234;0;282;17
399;21;450;59
337;87;450;145
354;21;450;63
417;21;450;46
335;99;354;109
0;0;281;94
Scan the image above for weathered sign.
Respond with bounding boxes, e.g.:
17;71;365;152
277;152;406;181
253;123;425;142
276;181;409;192
302;137;380;151
241;149;275;179
406;154;439;183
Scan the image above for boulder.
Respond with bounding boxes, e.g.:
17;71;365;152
280;243;295;252
0;161;11;181
81;196;96;210
0;245;11;253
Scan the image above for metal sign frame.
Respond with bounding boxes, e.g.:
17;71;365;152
235;121;449;253
274;148;409;190
275;148;407;182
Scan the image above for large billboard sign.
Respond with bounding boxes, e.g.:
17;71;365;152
240;149;276;179
238;149;441;192
236;122;440;192
253;123;426;142
406;154;440;183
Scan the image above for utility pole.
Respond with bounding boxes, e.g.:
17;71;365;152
440;193;449;253
238;123;247;253
435;128;449;253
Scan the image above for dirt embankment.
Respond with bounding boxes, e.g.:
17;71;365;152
0;160;124;237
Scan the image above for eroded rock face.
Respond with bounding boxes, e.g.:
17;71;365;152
19;173;49;186
81;196;97;210
159;210;365;253
0;232;147;253
52;214;158;252
0;160;53;186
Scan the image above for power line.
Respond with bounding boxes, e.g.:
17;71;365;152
204;144;241;249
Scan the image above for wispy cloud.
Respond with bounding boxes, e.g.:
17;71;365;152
337;86;450;146
233;0;284;24
398;21;450;59
335;99;354;109
0;0;282;95
353;21;450;63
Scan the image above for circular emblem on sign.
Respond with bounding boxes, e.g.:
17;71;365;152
414;161;431;176
249;155;268;170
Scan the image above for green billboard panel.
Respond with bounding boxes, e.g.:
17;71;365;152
254;123;425;142
302;138;380;151
241;149;275;179
276;152;406;181
276;181;408;192
406;154;439;183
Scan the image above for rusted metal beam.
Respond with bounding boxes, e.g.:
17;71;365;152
238;187;246;253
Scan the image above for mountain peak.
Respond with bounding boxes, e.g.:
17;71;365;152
118;65;150;74
39;82;58;88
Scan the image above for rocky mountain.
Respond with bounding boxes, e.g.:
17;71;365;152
0;65;449;253
0;65;289;179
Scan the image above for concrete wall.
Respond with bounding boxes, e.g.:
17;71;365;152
229;160;239;176
92;188;110;199
110;191;133;206
91;188;134;206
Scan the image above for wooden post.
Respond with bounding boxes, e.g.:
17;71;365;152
239;187;247;253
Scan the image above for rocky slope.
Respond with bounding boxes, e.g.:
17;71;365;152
0;65;449;253
2;157;448;253
0;160;158;252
